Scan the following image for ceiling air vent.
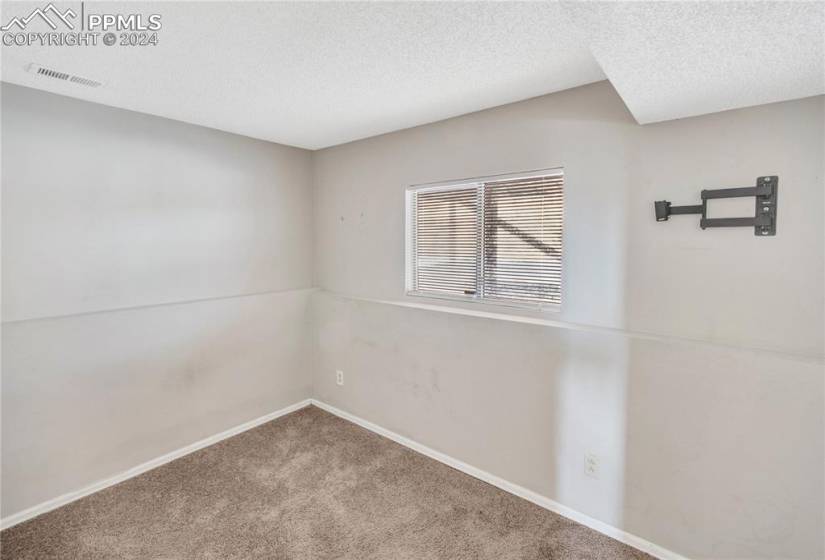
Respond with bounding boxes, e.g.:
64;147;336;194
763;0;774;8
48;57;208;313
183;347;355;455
69;75;102;88
25;63;102;88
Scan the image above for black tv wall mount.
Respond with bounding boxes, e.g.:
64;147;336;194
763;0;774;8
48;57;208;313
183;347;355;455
654;176;778;236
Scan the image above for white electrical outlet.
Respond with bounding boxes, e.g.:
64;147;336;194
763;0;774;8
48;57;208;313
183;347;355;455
336;370;344;386
584;453;600;479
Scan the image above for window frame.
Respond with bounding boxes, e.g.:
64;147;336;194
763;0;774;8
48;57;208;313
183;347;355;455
405;167;564;313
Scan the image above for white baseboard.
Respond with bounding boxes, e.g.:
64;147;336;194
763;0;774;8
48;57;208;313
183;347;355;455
0;398;313;531
2;396;686;560
310;399;688;560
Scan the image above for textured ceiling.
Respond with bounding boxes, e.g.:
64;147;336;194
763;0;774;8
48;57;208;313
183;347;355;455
561;1;825;124
2;2;822;148
0;1;605;149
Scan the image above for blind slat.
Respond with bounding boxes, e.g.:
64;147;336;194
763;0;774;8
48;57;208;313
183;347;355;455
483;171;563;304
412;187;480;296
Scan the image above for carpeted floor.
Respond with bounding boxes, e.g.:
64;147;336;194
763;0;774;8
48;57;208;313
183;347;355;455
1;406;652;559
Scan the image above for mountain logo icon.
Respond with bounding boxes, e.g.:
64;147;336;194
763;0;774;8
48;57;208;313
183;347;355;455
1;3;77;31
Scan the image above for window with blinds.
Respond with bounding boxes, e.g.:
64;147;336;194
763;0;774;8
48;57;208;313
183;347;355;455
407;169;563;308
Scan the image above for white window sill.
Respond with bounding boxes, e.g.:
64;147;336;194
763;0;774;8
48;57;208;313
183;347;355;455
402;290;562;323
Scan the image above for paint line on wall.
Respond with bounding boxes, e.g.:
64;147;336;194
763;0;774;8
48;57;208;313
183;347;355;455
2;287;320;326
325;291;824;363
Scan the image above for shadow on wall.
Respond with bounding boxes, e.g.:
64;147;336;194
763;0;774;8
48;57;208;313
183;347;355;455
553;330;630;532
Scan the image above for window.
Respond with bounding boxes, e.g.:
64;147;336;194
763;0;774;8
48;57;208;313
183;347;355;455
406;169;563;308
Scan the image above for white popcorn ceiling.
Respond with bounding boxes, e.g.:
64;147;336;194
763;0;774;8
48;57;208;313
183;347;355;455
0;1;604;149
561;0;825;124
1;1;823;149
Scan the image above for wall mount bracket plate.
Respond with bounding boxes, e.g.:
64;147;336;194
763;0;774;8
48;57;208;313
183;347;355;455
654;176;778;236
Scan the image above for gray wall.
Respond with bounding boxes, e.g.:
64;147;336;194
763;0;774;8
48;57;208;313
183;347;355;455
1;84;315;517
312;82;824;559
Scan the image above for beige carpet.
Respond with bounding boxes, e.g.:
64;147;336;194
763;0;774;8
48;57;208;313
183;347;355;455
1;406;652;559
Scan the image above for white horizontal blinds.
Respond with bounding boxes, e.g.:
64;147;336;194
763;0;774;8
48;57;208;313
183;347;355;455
413;186;480;296
482;174;563;305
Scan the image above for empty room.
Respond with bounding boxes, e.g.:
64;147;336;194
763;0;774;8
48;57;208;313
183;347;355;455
1;1;823;559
